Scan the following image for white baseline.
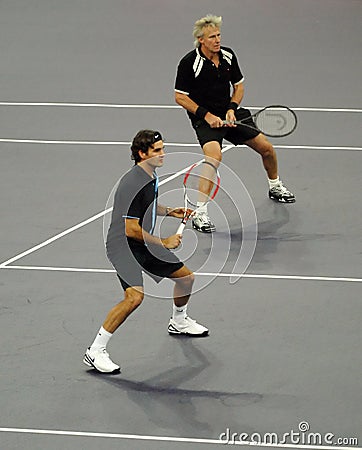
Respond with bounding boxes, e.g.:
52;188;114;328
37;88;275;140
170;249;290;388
0;427;360;450
0;101;361;113
0;138;360;152
1;265;361;284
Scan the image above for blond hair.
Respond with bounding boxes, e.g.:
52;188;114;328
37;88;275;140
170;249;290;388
193;14;222;48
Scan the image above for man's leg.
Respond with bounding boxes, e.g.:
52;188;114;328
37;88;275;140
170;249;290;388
245;133;278;179
83;286;144;373
167;266;209;337
245;133;295;203
102;286;144;333
192;140;221;233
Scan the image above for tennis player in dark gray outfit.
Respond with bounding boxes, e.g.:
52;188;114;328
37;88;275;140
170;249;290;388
83;130;208;374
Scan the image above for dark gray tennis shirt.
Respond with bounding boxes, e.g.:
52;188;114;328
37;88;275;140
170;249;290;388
106;164;158;253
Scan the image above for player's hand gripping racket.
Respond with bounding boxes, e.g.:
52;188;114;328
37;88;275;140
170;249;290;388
223;105;297;137
176;161;220;235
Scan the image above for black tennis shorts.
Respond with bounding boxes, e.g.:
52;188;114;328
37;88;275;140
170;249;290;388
193;107;260;148
108;243;184;291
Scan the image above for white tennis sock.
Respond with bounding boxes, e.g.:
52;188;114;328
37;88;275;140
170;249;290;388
268;176;280;189
173;303;187;323
90;326;112;350
196;202;208;215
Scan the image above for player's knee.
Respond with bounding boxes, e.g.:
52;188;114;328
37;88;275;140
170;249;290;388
203;142;222;161
212;151;222;162
186;272;195;286
260;143;275;159
124;289;144;310
177;272;195;291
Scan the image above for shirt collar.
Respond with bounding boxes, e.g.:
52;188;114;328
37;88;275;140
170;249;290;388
197;46;222;61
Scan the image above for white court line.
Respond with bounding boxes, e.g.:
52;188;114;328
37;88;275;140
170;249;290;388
2;265;114;273
0;210;111;268
1;265;361;284
0;427;360;449
0;138;361;151
0;102;180;109
0;145;234;268
0;139;199;146
0;101;361;113
275;145;362;151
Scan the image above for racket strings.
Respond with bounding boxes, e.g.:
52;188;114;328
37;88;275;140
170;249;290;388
184;162;219;207
255;107;296;137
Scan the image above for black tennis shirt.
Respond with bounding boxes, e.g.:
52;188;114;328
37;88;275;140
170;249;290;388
175;46;244;122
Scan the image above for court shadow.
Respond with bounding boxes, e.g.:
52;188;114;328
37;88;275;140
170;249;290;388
251;201;340;271
210;201;289;267
87;338;264;436
256;200;290;239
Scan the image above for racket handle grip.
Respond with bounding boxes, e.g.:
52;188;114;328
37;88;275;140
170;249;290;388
176;222;186;235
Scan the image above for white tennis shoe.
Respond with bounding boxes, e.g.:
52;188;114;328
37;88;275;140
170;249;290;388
83;347;120;373
269;181;295;203
192;212;216;233
168;316;209;337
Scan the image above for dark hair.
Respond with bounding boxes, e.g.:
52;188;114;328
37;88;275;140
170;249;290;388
131;129;163;163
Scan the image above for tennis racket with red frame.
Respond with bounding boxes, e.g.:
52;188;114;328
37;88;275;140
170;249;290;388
176;160;220;235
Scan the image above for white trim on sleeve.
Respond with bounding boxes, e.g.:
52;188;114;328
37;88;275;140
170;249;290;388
234;77;245;85
175;89;190;95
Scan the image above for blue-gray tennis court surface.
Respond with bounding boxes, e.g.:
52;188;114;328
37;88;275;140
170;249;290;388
0;1;361;449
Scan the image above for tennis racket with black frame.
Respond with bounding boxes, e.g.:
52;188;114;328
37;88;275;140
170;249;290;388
223;105;297;138
176;160;220;235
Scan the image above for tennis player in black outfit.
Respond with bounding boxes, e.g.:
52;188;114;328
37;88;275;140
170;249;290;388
175;14;295;233
83;130;208;374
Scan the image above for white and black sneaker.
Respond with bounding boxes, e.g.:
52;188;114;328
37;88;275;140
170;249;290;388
192;213;216;233
269;181;295;203
168;317;209;337
83;347;121;373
